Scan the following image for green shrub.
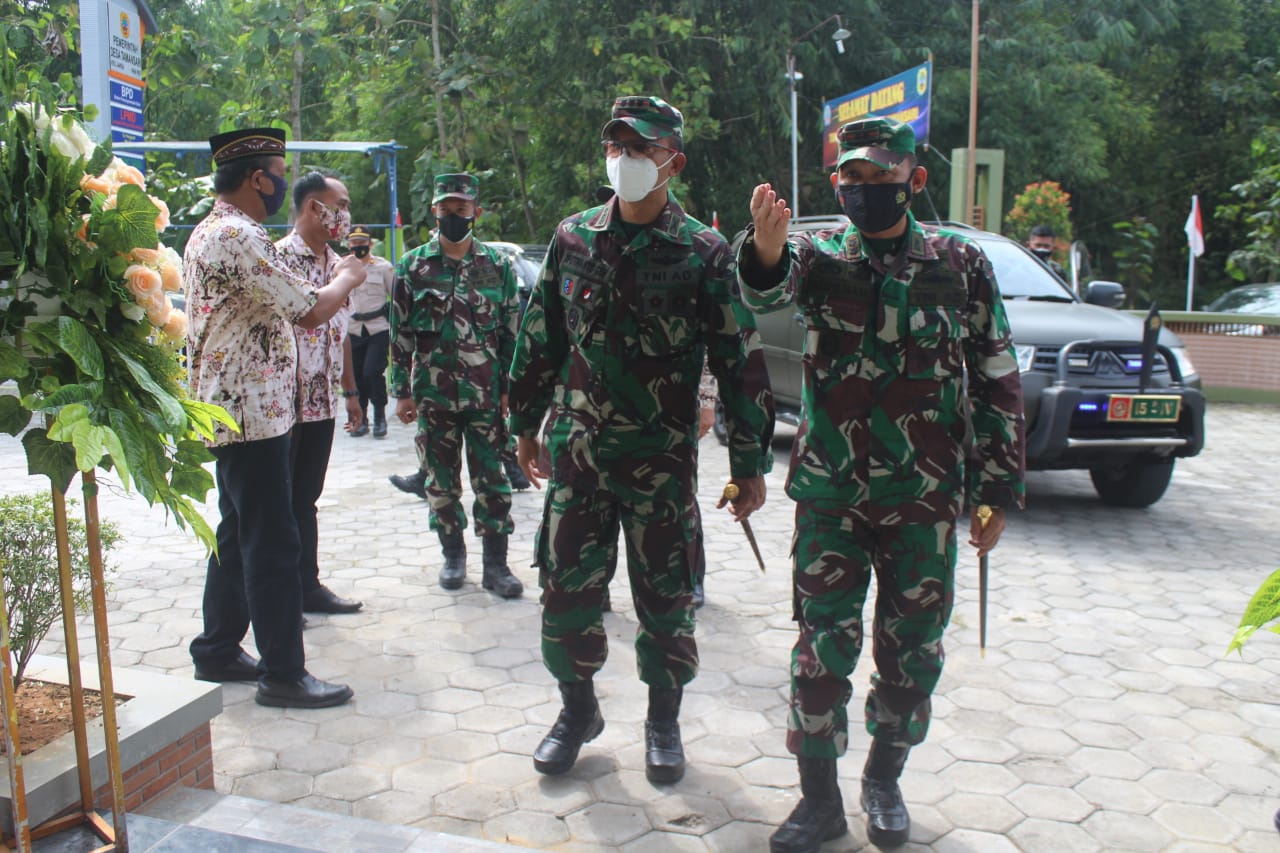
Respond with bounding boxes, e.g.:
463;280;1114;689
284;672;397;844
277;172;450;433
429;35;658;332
0;493;120;687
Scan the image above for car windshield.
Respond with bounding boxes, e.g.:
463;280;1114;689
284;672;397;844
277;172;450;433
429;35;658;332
1206;285;1280;314
967;235;1077;301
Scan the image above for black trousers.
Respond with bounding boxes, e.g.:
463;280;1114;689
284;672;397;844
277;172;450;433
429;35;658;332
189;434;305;680
289;418;335;593
350;328;389;412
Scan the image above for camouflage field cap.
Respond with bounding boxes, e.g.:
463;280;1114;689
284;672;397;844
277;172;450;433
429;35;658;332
836;117;916;170
347;225;372;241
602;95;684;143
432;173;479;204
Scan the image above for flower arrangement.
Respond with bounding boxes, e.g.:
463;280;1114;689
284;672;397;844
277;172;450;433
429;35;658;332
1;38;232;550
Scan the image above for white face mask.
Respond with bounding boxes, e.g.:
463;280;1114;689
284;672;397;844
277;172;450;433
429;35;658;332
606;150;675;203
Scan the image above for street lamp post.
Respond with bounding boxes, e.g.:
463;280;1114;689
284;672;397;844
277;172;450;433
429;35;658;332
787;14;851;220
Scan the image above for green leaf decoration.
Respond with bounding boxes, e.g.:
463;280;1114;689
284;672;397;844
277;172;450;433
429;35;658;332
181;399;240;440
56;316;105;379
0;341;30;382
33;381;98;410
170;464;214;500
1228;568;1280;655
173;498;216;555
0;395;32;435
47;402;90;440
115;349;185;432
97;184;159;254
73;422;112;471
22;429;78;494
86;145;113;176
109;408;160;503
99;424;132;491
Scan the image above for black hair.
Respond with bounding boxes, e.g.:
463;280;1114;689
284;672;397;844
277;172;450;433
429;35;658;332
1030;224;1056;239
292;171;331;212
212;155;278;195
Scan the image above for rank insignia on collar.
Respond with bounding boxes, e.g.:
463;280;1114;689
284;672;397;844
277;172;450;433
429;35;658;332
562;277;575;297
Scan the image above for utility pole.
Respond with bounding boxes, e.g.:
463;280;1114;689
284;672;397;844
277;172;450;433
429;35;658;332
965;0;980;226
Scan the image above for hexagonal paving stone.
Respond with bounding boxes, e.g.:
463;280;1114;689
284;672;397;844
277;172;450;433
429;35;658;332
938;761;1020;796
315;714;388;746
276;740;352;775
313;764;391;801
1068;746;1151;781
469;752;541;788
645;792;731;836
425;730;499;763
1007;783;1095;822
935;792;1023;834
232;769;313;802
1007;818;1103;853
351;789;433;826
1150;802;1240;844
484;810;571;848
454;704;526;735
737;756;798;789
391;757;468;796
432;782;517;822
563;801;652;846
1074;776;1160;813
514;776;595;816
1081;810;1174;851
937;734;1019;764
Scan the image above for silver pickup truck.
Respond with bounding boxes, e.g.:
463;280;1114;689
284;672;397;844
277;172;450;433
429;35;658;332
720;218;1206;508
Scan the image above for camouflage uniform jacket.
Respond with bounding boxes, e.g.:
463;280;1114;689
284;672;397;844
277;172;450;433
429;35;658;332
508;196;774;487
389;237;520;411
738;213;1025;522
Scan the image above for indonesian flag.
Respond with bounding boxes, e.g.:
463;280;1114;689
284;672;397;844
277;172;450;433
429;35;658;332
1184;195;1205;258
712;210;720;232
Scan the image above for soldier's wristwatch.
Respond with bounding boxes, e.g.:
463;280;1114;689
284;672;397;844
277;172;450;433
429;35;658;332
342;389;359;398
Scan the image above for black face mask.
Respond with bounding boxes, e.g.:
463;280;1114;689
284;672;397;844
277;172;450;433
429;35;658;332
259;171;289;217
837;178;914;234
1030;248;1053;261
351;245;371;259
438;213;474;244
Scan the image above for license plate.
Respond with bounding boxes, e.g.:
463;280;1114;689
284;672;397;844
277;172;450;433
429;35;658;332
1107;394;1181;422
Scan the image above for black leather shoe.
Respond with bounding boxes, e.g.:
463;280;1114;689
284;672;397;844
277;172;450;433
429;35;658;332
303;584;363;614
349;422;369;437
194;651;260;683
255;673;353;709
372;409;387;438
388;471;427;499
692;582;705;609
504;456;531;491
861;776;910;847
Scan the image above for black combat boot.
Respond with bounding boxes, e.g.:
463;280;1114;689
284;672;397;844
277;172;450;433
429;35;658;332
645;686;686;784
372;406;387;438
769;756;847;853
533;681;605;775
388;469;427;499
481;533;523;599
504;455;531;490
861;741;911;847
438;530;466;590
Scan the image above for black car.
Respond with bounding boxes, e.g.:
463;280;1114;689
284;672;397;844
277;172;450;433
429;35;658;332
721;218;1206;508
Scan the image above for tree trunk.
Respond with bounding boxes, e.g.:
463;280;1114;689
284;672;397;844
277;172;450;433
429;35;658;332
431;0;448;161
290;0;306;194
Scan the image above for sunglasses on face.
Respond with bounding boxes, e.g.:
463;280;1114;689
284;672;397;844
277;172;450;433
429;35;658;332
601;139;676;159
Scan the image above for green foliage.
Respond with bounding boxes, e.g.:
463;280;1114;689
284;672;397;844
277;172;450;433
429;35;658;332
1005;181;1074;267
1217;127;1280;284
1112;217;1159;302
0;493;120;688
1228;567;1280;656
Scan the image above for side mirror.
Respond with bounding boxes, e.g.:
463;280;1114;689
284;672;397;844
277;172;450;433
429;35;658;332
1085;280;1126;309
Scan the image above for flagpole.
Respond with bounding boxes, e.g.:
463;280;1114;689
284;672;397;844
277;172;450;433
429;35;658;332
1186;254;1195;312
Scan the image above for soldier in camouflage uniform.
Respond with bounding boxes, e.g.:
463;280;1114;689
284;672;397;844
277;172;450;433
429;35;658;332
389;173;524;598
508;96;775;784
738;117;1025;851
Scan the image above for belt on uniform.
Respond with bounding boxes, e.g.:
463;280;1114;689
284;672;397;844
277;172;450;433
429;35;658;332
351;307;388;322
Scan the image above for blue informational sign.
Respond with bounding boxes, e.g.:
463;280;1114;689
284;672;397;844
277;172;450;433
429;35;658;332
821;60;932;168
110;79;144;110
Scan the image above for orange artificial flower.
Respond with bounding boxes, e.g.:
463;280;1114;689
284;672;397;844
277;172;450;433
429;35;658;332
80;174;112;196
129;247;163;265
161;309;188;340
124;264;163;300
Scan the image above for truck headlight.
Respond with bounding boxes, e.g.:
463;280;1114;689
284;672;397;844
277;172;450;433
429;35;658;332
1169;347;1197;380
1014;344;1036;373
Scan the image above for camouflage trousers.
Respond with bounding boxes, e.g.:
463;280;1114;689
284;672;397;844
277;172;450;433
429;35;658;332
535;473;699;688
415;407;513;537
786;502;956;758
